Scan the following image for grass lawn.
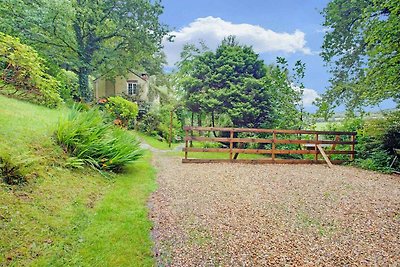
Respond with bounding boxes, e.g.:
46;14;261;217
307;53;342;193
0;95;156;266
134;131;182;150
165;141;267;160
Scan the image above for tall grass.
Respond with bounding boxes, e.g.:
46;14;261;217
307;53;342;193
56;107;143;172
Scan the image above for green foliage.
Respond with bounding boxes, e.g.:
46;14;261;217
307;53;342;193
0;32;62;107
177;36;273;128
0;95;156;266
354;135;392;172
55;107;143;172
138;105;182;142
176;37;306;130
104;96;139;128
267;57;307;129
319;0;400;112
322;111;400;172
0;0;169;101
56;69;79;102
381;111;400;153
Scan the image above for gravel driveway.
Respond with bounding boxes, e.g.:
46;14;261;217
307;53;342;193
149;154;400;266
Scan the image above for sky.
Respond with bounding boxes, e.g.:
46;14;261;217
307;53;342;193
159;0;331;112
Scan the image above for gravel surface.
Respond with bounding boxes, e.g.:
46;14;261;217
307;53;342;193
149;154;400;266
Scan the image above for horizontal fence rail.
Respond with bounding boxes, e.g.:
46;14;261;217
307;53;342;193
182;126;357;165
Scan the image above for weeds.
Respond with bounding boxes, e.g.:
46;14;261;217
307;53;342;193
0;153;36;185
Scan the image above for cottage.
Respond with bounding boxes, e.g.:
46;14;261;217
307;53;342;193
93;71;160;106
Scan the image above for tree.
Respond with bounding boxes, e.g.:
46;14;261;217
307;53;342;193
319;0;400;112
0;0;168;101
177;36;275;129
176;37;306;130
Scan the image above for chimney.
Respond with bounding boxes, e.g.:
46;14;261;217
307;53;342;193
141;73;148;81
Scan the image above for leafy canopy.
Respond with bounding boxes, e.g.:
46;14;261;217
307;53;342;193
0;0;169;101
176;36;305;129
319;0;400;113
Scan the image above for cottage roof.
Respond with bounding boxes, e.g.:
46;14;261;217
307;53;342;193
93;70;148;82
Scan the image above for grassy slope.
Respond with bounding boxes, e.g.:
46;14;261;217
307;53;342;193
0;96;155;266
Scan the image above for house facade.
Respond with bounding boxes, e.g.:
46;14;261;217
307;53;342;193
93;71;160;105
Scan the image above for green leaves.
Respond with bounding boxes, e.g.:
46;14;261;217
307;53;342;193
0;0;169;101
176;37;271;128
319;0;400;113
56;107;143;172
0;32;62;107
176;36;306;129
104;96;139;127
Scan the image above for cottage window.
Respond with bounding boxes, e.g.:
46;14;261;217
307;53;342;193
127;81;138;95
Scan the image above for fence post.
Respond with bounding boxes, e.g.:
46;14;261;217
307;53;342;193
314;133;319;161
185;128;188;160
272;131;276;161
229;130;233;160
351;134;355;161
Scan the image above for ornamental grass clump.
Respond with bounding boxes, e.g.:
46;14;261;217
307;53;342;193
56;107;143;172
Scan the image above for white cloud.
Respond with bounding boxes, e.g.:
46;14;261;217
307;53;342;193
302;88;320;106
292;85;320;107
163;16;312;66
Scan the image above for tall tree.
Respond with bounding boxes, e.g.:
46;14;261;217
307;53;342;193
319;0;400;112
177;37;273;129
0;0;168;101
176;37;305;129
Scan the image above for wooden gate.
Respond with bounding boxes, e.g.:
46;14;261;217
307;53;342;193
182;126;356;165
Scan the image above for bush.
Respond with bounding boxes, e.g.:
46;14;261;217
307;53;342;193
56;69;79;103
103;96;139;128
0;32;62;107
138;105;182;142
326;112;400;172
382;110;400;153
55;107;143;172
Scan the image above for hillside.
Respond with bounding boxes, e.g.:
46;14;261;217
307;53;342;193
0;96;155;266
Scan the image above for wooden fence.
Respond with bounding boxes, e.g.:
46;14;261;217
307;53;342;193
182;126;357;165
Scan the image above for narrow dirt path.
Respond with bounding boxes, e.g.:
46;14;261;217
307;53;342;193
149;152;400;266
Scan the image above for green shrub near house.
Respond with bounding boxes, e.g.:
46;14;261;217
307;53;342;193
102;96;139;128
138;105;182;142
56;69;79;103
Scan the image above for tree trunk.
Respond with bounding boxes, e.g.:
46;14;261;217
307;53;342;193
233;133;242;159
77;67;92;102
190;112;194;147
212;111;218;137
197;112;202;136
